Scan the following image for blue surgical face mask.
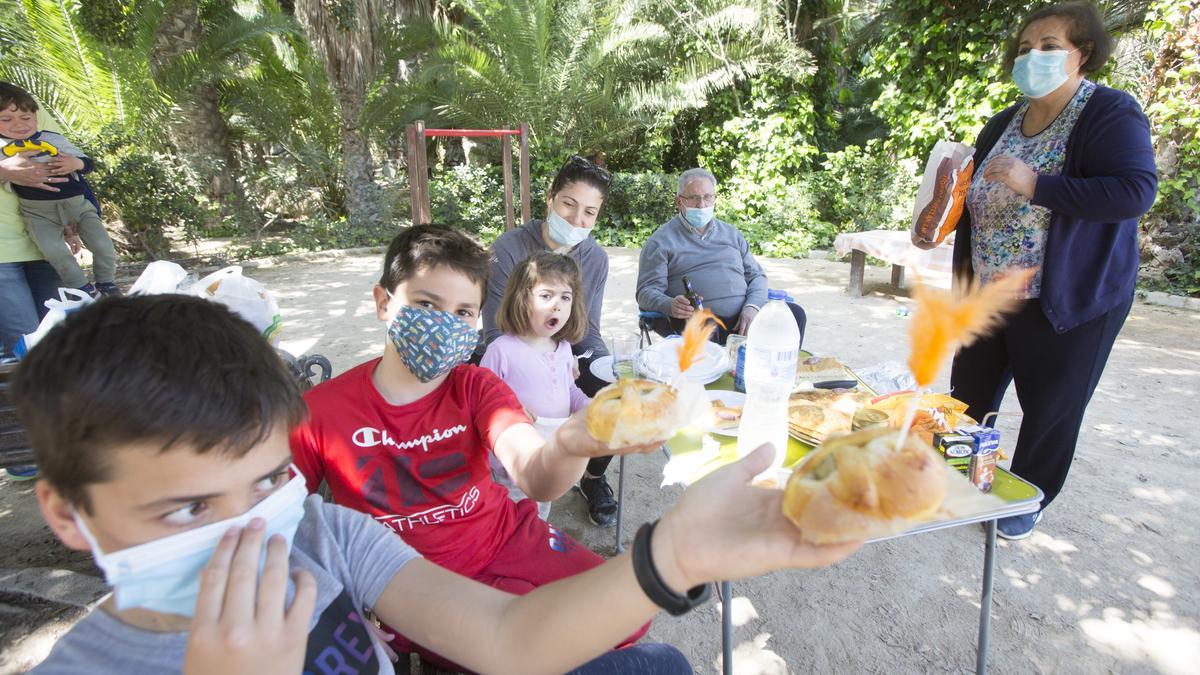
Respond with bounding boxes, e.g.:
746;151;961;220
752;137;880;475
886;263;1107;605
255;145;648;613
74;468;308;617
388;305;479;382
546;209;592;250
1012;48;1078;99
683;206;714;230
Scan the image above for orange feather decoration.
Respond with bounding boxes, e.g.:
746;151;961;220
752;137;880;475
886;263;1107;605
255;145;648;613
677;309;725;372
907;269;1035;388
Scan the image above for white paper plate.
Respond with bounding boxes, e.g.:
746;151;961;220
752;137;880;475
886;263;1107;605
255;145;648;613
642;338;729;385
589;355;616;383
705;390;745;436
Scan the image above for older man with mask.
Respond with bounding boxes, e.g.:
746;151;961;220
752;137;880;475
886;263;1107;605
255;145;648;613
636;168;806;346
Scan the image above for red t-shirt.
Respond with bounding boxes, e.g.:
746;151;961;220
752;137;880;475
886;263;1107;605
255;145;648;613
290;359;531;575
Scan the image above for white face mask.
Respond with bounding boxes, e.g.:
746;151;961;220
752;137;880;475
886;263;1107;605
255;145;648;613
546;209;593;250
74;468;308;617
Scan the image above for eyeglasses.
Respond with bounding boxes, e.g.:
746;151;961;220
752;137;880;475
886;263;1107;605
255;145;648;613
678;193;716;206
564;154;612;186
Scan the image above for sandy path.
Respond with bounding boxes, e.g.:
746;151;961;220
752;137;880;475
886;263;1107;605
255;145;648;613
2;247;1196;674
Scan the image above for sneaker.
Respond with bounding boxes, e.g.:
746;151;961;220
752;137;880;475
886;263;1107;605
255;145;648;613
3;465;39;481
78;283;99;298
997;511;1043;541
96;282;123;297
576;474;618;528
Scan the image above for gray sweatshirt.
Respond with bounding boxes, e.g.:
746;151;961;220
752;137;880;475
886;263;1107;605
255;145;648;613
481;220;609;357
636;215;768;319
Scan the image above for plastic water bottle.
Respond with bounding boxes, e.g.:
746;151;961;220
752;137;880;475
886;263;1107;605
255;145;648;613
736;290;800;475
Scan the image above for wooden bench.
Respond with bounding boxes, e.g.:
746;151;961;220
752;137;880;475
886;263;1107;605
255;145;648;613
833;230;953;297
0;351;333;472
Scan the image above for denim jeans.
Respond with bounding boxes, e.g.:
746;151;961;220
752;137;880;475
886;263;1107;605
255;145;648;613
567;643;692;674
0;260;61;356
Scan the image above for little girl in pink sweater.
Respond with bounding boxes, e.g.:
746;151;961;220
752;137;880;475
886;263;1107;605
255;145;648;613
481;252;591;519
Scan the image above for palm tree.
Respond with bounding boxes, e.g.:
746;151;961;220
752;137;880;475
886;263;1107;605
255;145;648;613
148;0;258;224
0;0;130;134
371;0;810;157
294;0;430;228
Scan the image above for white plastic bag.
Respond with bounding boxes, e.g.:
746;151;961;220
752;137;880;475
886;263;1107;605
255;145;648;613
190;266;283;344
128;260;191;295
911;140;974;250
14;288;95;358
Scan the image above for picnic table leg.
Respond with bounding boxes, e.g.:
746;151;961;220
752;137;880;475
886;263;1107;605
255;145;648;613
721;581;733;675
848;250;865;297
891;263;905;289
614;454;626;553
977;519;998;675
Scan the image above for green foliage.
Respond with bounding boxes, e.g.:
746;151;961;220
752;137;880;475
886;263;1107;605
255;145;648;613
809;140;920;240
857;0;1037;162
371;0;808;158
594;172;677;246
1139;0;1200;295
84;127;208;259
428;164;510;242
0;0;133;134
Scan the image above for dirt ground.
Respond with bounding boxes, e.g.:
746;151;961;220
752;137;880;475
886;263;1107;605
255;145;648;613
2;247;1197;674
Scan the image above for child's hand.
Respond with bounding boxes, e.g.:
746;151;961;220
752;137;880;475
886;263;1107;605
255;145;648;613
64;226;83;255
555;409;664;458
184;519;316;675
650;444;863;592
44;155;85;175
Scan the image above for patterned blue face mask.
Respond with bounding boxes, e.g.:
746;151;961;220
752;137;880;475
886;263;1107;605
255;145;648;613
73;469;308;617
388;305;479;382
1012;48;1079;99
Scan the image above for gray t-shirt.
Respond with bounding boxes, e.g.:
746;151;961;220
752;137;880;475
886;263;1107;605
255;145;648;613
481;220;609;357
31;496;420;674
636;215;768;319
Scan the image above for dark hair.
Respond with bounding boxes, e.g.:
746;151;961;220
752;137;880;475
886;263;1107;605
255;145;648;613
12;295;306;512
548;155;612;201
0;81;38;113
379;223;491;294
1004;1;1113;74
496;252;587;344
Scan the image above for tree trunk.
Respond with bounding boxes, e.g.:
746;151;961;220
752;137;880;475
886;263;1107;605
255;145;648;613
149;0;258;227
338;87;384;228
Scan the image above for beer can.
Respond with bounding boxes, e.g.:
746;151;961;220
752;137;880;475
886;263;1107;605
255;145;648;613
851;408;889;431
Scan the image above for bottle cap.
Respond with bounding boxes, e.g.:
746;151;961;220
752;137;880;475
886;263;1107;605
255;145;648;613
767;289;791;301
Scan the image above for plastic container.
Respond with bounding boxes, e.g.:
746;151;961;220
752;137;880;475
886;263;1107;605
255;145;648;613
736;290;800;475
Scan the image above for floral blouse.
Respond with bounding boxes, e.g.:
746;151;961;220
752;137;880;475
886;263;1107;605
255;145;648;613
967;79;1096;298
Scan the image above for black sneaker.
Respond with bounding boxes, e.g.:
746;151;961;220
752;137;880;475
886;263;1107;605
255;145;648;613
78;283;99;298
96;282;123;297
576;475;618;528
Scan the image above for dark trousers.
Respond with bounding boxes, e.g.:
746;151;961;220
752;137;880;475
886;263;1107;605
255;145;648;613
648;302;807;351
575;353;613;476
950;296;1131;510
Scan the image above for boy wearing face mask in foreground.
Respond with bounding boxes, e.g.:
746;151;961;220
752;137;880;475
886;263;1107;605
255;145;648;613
18;293;860;674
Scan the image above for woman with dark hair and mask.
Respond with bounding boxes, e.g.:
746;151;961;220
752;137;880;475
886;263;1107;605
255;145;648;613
949;1;1157;539
478;155;622;527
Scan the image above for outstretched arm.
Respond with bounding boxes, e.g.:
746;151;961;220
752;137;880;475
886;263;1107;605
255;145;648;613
374;445;861;675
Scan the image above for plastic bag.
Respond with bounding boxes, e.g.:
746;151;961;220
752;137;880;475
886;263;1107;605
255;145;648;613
13;288;95;358
911;141;974;250
855;361;917;395
189;266;283;344
128;260;191;295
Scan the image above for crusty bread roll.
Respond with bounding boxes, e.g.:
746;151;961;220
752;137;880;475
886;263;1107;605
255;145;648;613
587;378;679;446
782;426;947;544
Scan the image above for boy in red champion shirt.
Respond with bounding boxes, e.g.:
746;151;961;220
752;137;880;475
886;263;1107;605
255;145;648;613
290;224;663;665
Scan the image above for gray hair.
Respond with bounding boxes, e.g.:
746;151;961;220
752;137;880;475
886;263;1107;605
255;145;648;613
677;168;717;195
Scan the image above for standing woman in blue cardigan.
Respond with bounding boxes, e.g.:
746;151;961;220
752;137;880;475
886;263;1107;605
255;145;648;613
950;1;1157;540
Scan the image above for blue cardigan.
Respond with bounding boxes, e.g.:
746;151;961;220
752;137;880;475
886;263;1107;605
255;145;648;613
951;84;1157;333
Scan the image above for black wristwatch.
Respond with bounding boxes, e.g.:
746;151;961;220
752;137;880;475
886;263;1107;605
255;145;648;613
632;520;711;616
